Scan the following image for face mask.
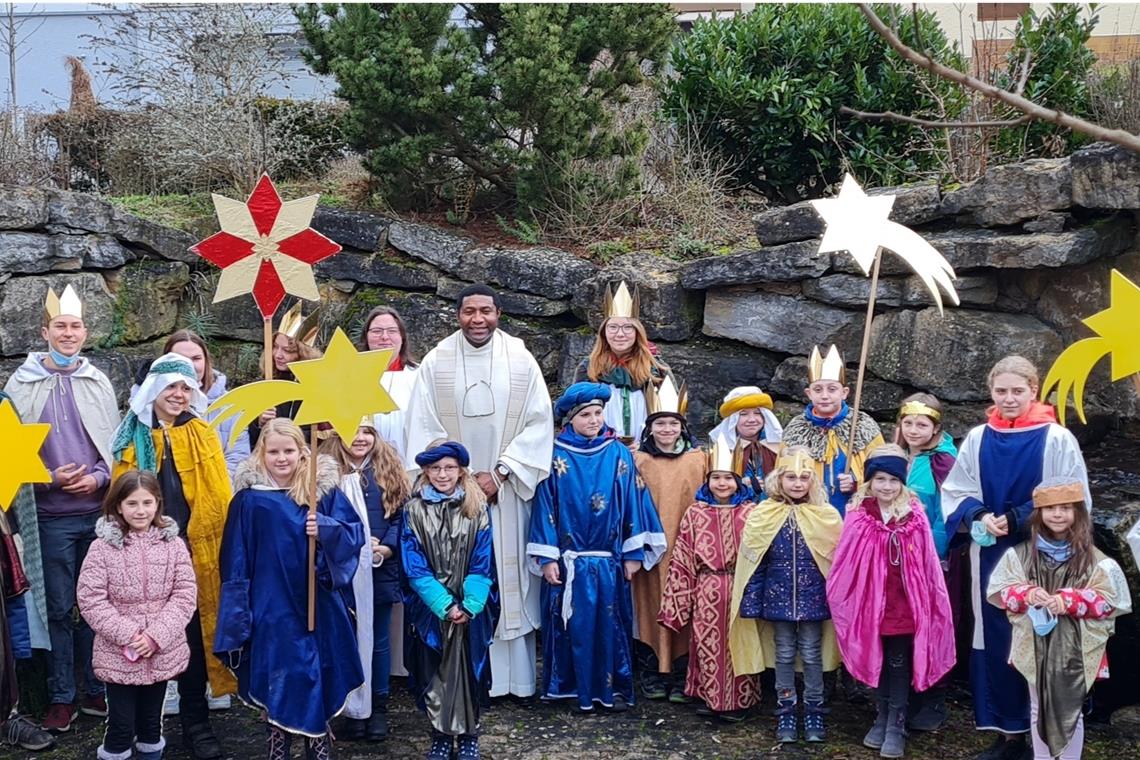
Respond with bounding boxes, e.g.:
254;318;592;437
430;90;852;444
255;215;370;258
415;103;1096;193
48;348;79;368
1027;605;1057;637
970;520;997;547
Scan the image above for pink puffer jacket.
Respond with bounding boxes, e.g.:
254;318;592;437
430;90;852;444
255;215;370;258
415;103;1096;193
77;516;198;685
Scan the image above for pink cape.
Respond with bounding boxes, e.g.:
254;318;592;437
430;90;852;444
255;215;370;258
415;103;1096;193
826;497;956;691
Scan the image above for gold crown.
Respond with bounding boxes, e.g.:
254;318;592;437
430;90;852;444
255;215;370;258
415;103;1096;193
45;285;84;320
708;432;743;475
647;375;688;417
808;345;846;384
278;302;321;346
603;281;640;320
776;448;815;477
899;400;941;422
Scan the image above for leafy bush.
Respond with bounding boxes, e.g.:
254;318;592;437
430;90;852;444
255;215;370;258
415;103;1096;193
994;3;1098;158
295;3;677;213
662;4;965;203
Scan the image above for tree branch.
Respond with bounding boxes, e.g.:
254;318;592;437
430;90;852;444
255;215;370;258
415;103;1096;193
840;105;1032;129
857;2;1140;153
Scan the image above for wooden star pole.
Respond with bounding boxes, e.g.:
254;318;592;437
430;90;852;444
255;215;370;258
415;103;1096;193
846;251;882;474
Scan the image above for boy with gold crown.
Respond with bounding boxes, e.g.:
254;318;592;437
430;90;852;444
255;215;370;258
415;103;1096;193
249;301;322;448
4;284;121;731
573;282;676;444
729;446;843;743
632;376;707;701
659;433;759;722
781;345;884;516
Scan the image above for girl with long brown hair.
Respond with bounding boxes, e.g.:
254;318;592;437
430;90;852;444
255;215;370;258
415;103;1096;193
987;477;1131;760
320;423;410;742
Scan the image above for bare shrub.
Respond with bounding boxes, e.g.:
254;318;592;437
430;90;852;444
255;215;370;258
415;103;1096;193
1089;60;1140;136
0;108;58;186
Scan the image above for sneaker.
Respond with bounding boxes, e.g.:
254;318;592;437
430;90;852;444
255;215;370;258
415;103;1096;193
640;673;667;700
164;681;181;716
206;692;231;711
668;686;692;704
803;703;827;743
41;703;77;734
79;694;108;717
609;695;630;713
2;715;56;751
774;701;798;743
716;709;750;724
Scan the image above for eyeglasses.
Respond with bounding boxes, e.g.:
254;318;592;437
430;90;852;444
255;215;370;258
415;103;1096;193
605;323;636;335
426;464;460;474
367;328;401;337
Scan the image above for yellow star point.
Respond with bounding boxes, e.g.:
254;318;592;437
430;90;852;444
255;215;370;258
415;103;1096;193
289;328;398;442
1082;269;1140;380
0;399;51;511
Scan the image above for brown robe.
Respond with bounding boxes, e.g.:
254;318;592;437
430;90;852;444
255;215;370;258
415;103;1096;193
632;449;707;672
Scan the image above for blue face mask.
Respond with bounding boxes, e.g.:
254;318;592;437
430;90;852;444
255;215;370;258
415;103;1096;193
1027;605;1057;637
970;520;997;547
48;348;80;368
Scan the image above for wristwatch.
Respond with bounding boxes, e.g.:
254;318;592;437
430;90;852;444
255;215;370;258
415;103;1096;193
495;463;511;480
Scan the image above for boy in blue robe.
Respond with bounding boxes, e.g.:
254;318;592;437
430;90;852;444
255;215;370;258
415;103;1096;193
527;382;667;712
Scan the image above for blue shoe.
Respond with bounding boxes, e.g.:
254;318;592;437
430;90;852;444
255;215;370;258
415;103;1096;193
775;699;798;743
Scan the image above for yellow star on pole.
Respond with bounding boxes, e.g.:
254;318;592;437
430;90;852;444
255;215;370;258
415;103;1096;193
1042;269;1140;425
289;329;398;442
207;328;398;447
0;399;51;511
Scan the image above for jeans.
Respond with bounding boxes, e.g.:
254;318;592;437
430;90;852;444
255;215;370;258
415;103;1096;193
103;681;166;754
773;620;824;704
40;512;102;704
878;635;913;711
176;611;209;728
372;602;393;699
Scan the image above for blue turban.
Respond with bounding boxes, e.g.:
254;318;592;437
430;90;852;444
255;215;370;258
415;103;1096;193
554;382;611;426
414;441;470;468
864;453;908;483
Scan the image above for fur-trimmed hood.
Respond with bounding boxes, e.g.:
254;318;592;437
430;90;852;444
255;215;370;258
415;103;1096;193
95;515;180;549
233;453;342;499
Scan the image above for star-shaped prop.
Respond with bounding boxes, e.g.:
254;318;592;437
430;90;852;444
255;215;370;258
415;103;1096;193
191;174;341;318
0;399;51;511
208;328;398;445
811;174;960;313
1041;269;1140;425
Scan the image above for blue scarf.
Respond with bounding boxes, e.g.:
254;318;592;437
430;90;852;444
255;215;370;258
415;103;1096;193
694;477;755;506
1036;535;1073;563
804;401;850;429
421;484;464;504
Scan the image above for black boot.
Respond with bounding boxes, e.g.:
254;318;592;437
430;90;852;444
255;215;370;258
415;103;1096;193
908;685;949;732
304;733;334;760
339;718;365;742
365;695;389;742
426;731;452;760
267;727;291;760
183;722;224;760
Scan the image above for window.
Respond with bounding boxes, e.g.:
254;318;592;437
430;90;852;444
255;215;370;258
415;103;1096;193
977;3;1031;22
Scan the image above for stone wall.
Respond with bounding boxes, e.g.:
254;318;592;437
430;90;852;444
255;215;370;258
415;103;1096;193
3;143;1140;438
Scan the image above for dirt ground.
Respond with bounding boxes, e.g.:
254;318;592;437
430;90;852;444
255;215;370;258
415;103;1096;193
15;677;1138;760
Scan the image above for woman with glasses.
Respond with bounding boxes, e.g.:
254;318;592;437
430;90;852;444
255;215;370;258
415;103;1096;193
357;307;419;461
572;282;676;445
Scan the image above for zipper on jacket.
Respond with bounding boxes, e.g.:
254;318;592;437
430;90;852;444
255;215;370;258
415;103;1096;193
789;514;799;617
139;537;154;682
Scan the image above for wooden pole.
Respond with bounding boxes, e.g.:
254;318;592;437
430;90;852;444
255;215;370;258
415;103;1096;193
262;317;274;381
307;425;318;632
846;249;883;475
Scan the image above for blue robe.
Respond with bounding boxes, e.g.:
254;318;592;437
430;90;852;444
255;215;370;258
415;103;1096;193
941;420;1088;734
214;483;365;736
401;488;496;736
527;427;667;710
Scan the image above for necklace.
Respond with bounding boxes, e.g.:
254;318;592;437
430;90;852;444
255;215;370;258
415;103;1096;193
460;336;496;417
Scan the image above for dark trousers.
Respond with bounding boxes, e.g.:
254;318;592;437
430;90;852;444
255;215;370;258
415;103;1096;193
878;635;913;711
40;512;103;704
372;602;393;699
104;681;166;754
176;611;209;727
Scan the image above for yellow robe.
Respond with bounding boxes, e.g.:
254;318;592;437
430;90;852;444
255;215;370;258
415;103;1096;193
112;418;236;696
728;497;843;675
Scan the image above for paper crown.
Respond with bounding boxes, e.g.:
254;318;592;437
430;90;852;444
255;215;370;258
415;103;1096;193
808;345;846;384
603;281;640;320
776;448;815;477
45;285;83;320
278;302;320;346
646;375;688;417
707;432;743;475
1032;481;1086;509
898;400;941;422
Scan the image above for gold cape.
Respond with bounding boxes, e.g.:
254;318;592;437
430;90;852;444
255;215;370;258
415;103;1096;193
728;498;844;675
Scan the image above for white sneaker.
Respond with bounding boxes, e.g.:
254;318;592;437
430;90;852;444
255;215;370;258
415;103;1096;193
206;684;231;712
163;681;180;716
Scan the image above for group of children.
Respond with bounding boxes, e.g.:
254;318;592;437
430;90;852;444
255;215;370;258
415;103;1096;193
11;282;1130;760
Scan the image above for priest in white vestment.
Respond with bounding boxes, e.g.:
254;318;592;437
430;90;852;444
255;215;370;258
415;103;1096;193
404;284;554;698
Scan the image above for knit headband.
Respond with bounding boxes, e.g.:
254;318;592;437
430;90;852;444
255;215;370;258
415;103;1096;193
864;454;908;483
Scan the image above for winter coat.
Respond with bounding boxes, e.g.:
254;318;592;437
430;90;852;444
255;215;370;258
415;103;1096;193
77;516;197;685
740;514;830;622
